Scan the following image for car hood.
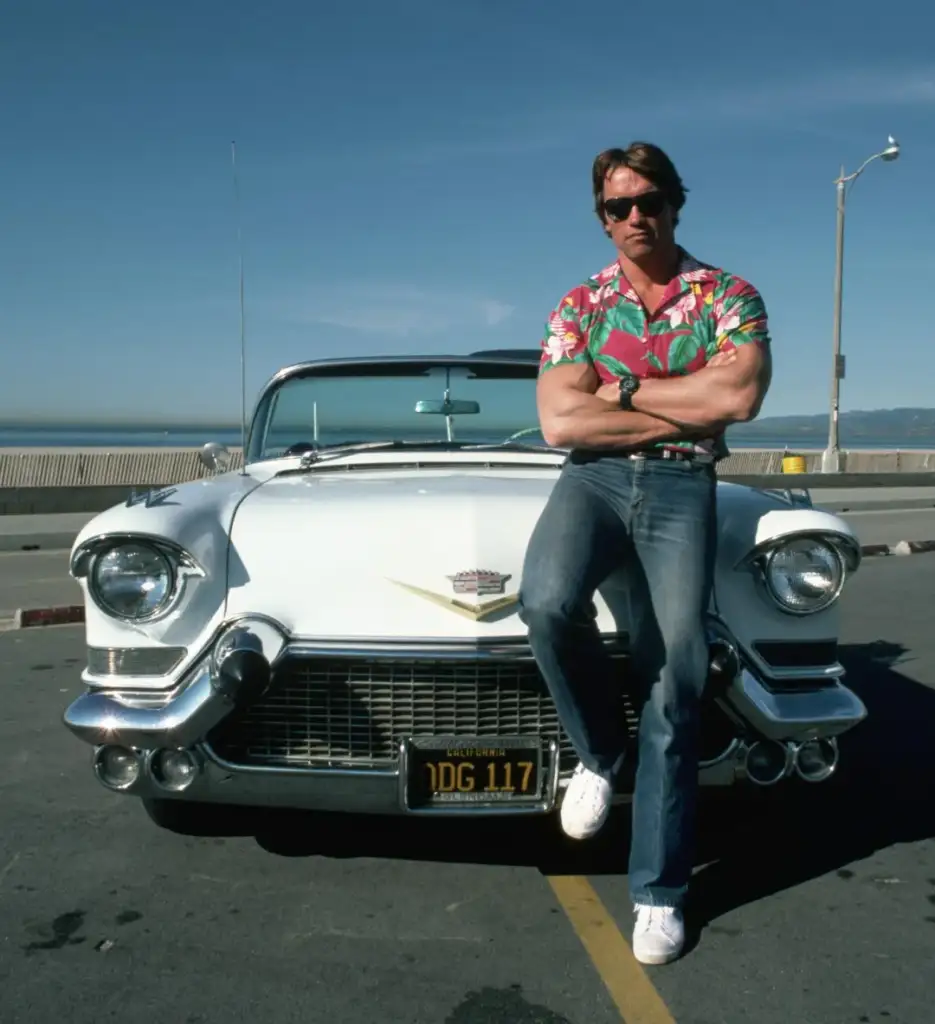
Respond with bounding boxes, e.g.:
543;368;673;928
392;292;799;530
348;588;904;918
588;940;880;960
222;465;860;641
223;467;576;639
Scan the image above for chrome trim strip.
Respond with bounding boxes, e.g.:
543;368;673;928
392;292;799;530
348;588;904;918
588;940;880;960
726;669;867;742
746;638;844;682
752;661;845;682
87;646;188;678
708;614;844;686
201;740;397;779
279;641;628;661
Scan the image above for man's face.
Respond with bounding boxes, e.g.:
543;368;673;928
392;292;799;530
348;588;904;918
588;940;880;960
601;166;675;261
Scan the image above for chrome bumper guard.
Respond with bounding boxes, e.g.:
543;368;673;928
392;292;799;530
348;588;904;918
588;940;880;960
726;669;867;741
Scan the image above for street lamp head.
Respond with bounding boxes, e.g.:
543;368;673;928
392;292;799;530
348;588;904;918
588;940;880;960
881;135;900;161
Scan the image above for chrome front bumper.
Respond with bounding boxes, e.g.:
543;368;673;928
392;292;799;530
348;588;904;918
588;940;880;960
74;739;749;815
63;621;868;815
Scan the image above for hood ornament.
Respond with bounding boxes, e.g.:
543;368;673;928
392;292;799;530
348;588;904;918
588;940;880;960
446;569;512;596
387;568;517;622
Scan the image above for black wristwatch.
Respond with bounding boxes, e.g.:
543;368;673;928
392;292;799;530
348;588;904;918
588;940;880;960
618;375;640;410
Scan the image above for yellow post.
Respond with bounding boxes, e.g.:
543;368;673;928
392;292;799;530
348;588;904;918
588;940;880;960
782;453;806;473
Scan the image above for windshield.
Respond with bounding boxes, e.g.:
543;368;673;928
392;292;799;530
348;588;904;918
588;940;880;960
247;361;548;461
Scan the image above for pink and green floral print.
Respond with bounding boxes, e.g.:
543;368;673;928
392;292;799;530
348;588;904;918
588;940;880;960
539;248;770;456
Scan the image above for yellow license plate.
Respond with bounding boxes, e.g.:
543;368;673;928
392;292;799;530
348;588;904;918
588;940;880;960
406;737;542;808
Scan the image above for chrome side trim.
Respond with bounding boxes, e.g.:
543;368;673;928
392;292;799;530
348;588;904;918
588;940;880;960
726;669;867;742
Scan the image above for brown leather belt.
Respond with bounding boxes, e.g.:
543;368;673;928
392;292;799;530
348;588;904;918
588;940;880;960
570;447;712;464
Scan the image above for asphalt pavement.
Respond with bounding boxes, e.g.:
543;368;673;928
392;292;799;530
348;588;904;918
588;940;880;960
0;551;81;621
1;555;933;1023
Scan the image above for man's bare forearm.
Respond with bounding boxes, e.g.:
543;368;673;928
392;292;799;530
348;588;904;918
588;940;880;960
628;373;738;429
631;354;769;428
540;391;698;448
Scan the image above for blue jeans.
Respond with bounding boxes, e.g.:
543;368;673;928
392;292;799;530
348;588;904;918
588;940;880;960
517;452;717;909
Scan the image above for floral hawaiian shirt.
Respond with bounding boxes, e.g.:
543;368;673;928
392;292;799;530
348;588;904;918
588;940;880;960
538;247;770;457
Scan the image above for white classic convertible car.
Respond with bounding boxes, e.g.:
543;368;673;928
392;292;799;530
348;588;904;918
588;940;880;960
64;351;866;831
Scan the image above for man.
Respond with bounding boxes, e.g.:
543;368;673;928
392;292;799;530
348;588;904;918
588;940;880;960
518;141;771;965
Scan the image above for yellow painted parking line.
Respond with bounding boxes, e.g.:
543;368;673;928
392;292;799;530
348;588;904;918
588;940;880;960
548;875;676;1024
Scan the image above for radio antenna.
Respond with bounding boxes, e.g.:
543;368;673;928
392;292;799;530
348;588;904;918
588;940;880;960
231;140;247;475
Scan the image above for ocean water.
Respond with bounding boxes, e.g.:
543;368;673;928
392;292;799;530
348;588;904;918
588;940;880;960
0;425;932;451
0;427;248;449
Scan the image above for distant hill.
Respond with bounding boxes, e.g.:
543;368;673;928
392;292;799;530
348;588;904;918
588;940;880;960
735;407;935;441
3;407;935;443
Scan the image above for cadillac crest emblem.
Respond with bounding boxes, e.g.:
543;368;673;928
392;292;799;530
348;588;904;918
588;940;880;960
446;569;512;596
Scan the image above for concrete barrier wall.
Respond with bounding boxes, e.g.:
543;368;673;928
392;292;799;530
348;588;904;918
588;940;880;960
2;446;935;516
0;448;245;488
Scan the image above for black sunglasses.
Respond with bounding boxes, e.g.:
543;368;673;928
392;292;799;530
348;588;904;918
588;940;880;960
602;191;667;222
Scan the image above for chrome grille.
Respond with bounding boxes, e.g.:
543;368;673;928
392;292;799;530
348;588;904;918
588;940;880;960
207;654;640;773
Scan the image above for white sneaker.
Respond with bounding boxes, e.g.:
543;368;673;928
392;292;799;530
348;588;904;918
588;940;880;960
632;904;685;965
559;763;613;839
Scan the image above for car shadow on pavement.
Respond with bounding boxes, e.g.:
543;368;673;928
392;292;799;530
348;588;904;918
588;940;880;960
683;639;935;930
251;640;935;920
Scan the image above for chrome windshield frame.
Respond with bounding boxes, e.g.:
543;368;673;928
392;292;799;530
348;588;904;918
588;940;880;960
243;352;541;465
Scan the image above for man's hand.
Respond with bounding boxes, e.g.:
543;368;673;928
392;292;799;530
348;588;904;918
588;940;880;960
706;349;737;368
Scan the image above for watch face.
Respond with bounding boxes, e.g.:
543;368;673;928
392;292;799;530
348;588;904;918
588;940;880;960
620;376;639;394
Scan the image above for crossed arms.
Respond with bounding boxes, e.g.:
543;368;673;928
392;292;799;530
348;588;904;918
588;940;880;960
538;342;771;450
536;281;772;450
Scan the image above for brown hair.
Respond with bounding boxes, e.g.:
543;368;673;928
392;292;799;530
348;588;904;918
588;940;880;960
591;142;688;226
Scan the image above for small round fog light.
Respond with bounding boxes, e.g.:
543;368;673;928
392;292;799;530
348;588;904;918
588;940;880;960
149;749;199;792
93;746;140;790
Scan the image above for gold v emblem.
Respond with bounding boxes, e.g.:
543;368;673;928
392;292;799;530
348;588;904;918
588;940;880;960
387;579;520;622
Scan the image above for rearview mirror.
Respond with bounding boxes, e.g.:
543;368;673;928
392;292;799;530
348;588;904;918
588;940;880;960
414;399;480;415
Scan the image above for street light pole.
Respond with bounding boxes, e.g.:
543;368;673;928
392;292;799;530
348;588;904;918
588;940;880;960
824;168;847;474
821;136;901;473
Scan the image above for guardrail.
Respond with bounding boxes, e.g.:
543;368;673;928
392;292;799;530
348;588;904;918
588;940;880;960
1;446;935;515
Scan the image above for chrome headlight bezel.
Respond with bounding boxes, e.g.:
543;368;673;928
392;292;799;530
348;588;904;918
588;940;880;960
739;531;859;617
71;534;205;624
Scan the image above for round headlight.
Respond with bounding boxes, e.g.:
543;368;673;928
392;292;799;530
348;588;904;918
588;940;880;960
91;542;174;620
764;538;844;614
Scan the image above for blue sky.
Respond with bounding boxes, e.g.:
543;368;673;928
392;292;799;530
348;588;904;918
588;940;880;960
2;0;933;425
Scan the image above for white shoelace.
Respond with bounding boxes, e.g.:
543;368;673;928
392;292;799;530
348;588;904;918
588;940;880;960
636;905;679;934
